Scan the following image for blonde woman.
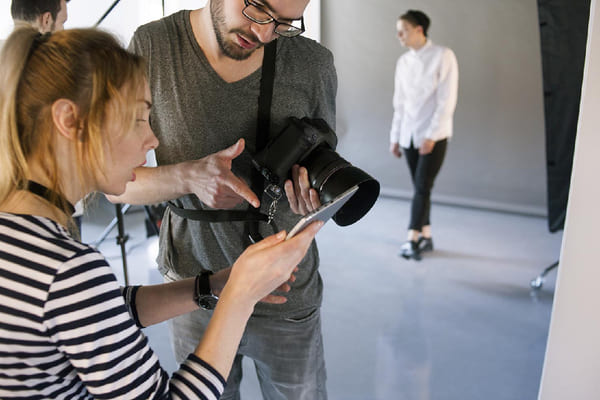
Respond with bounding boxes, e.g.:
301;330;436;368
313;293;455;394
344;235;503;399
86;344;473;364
0;25;321;399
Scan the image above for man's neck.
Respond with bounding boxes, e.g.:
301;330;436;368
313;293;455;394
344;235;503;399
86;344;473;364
190;8;264;83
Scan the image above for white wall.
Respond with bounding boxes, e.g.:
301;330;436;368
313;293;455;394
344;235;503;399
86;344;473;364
538;0;600;398
322;0;547;214
0;1;12;38
0;0;196;43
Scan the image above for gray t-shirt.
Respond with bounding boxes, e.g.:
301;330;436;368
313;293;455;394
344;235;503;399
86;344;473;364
130;10;337;318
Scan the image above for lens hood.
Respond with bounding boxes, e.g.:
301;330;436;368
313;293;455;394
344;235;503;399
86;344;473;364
317;165;380;226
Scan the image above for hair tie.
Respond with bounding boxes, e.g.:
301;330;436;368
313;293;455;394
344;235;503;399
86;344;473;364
27;32;51;61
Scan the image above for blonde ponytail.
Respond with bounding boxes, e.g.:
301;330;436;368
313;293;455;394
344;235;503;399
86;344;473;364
0;24;41;204
0;25;146;216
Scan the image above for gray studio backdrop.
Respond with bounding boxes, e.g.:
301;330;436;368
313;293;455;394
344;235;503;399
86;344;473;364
321;0;546;216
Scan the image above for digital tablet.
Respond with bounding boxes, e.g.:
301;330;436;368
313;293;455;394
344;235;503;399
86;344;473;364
286;185;359;240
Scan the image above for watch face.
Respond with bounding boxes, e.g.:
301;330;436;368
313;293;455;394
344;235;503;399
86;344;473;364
198;295;218;310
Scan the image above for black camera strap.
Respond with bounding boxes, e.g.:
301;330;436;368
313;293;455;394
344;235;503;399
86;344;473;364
248;40;278;242
166;41;278;237
166;203;268;222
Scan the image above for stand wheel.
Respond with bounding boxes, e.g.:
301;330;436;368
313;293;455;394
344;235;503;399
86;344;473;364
530;276;543;290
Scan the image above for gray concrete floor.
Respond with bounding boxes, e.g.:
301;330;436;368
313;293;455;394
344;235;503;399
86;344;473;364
81;196;561;400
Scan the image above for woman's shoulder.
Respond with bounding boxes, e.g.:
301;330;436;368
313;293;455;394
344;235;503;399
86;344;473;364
0;212;104;268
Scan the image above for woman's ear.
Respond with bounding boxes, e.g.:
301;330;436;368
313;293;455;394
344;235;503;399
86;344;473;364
51;99;80;141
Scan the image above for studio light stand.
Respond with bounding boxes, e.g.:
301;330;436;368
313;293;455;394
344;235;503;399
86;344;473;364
530;260;559;290
90;0;166;285
92;204;160;286
115;204;130;285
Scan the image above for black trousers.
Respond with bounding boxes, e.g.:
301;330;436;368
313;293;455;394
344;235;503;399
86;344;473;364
403;138;448;231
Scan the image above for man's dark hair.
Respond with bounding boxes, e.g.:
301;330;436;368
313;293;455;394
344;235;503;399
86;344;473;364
11;0;67;22
400;10;431;37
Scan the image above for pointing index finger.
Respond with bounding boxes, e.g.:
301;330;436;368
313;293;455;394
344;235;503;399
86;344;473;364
225;173;260;208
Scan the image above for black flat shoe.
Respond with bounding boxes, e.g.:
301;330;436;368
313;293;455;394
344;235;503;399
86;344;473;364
399;240;421;261
418;237;434;252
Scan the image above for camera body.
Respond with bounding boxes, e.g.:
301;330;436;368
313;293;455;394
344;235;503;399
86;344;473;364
253;117;379;226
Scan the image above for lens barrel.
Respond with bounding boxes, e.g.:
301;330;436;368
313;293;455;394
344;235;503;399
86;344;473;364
254;117;380;226
303;147;380;226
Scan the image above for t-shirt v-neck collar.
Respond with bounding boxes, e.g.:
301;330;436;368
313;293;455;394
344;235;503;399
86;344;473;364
181;9;263;87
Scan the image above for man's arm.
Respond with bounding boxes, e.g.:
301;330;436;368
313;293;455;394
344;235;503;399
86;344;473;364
114;26;253;208
108;139;260;209
285;46;338;215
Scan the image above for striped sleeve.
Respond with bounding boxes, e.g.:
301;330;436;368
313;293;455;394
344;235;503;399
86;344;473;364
43;249;225;399
171;355;226;400
120;285;143;328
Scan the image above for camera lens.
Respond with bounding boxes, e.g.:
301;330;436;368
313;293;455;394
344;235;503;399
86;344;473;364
253;117;380;226
303;147;380;226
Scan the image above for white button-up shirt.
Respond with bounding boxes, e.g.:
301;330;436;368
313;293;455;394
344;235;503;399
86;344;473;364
390;40;459;148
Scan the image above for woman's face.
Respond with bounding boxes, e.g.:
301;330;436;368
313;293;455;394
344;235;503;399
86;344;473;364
97;81;158;195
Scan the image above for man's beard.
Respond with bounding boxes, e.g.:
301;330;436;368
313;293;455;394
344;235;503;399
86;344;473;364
210;0;263;61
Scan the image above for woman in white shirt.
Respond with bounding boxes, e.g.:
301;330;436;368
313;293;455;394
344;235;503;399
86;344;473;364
389;10;459;260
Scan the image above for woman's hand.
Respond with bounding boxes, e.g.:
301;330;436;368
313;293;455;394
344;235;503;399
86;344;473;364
210;266;298;304
223;220;323;305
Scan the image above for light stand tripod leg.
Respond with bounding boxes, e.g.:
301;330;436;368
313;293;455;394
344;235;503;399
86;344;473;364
143;205;160;237
90;203;157;285
115;204;130;285
92;203;131;247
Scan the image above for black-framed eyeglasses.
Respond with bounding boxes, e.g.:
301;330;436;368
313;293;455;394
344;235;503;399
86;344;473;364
242;0;305;38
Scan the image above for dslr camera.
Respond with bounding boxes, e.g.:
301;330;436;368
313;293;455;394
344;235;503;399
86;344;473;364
253;117;379;226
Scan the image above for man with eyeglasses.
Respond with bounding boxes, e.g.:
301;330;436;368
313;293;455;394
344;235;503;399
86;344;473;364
115;1;336;399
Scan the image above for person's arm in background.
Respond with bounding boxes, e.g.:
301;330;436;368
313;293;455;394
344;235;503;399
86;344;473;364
420;48;459;155
389;57;405;158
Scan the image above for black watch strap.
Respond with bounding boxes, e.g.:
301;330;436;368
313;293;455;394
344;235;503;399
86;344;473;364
196;271;212;295
194;271;218;310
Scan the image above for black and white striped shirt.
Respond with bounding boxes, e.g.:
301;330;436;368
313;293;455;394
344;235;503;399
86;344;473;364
0;213;225;399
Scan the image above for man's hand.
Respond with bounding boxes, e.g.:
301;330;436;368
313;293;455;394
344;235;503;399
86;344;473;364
183;139;260;209
419;139;436;155
390;142;402;158
284;164;321;215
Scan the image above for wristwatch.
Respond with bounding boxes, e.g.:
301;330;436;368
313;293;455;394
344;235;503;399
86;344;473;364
194;271;219;310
